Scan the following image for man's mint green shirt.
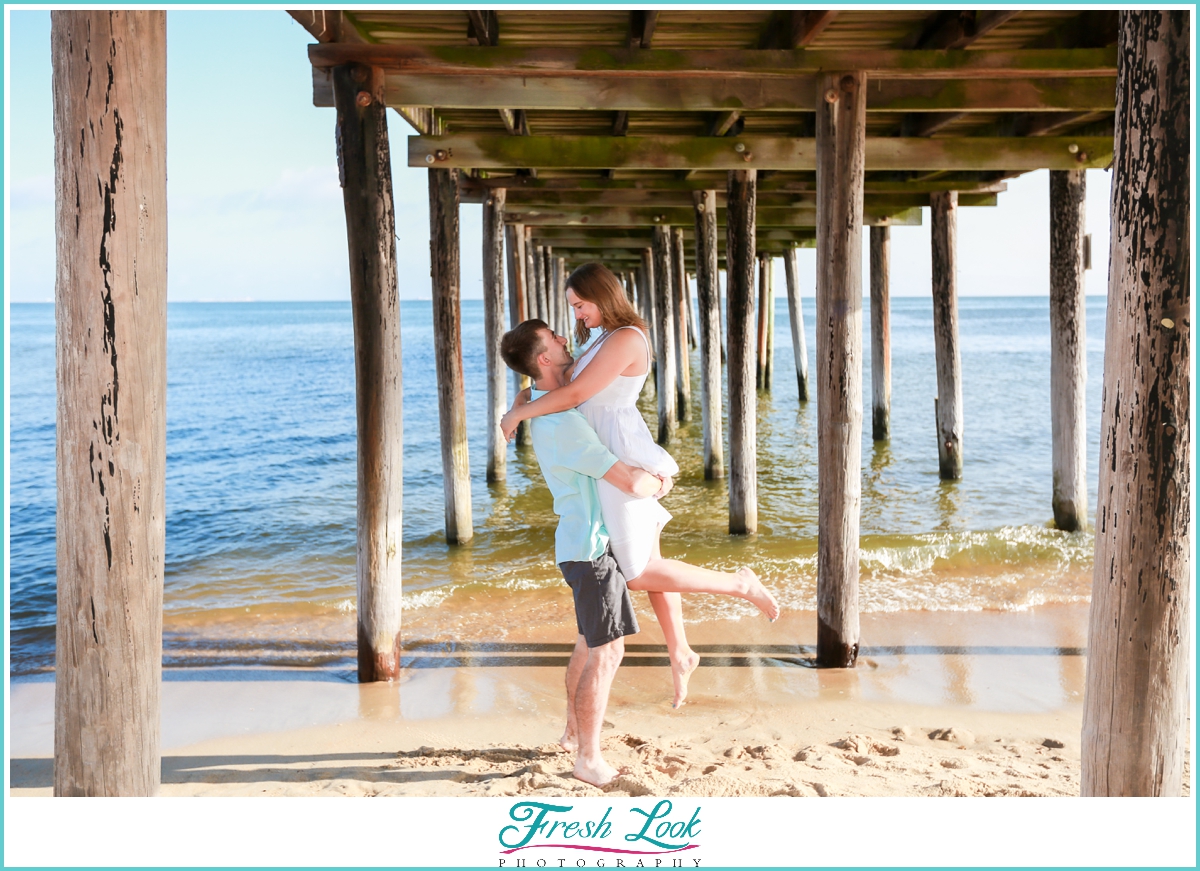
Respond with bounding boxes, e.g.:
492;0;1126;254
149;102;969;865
528;388;619;564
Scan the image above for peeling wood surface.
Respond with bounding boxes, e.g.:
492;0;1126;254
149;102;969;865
333;63;405;682
1048;170;1087;530
693;190;724;479
930;191;963;480
869;226;891;439
429;168;473;544
52;9;166;797
483;189;507;482
1082;10;1191;798
814;71;865;669
726;170;758;534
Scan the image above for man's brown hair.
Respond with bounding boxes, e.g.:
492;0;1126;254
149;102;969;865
500;318;550;379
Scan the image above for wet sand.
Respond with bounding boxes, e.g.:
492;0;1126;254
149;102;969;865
15;603;1172;798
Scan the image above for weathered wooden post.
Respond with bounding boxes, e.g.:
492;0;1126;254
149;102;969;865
671;226;692;422
505;223;531;446
726;170;758;534
555;256;568;338
52;9;166;795
1048;171;1087;530
638;253;657;399
870;225;891;439
534;244;548;326
685;272;698;349
765;257;776;390
335;62;406;681
782;246;810;402
815;71;866;668
1082;9;1191;797
524;227;540;321
756;252;770;390
483;189;507;482
653;225;678;443
429;168;473;545
693;190;725;479
542;245;557;336
931;191;963;479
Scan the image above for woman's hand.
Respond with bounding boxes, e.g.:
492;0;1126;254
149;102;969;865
654;476;674;500
500;407;524;442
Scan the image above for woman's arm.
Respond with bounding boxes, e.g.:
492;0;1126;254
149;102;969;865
500;330;645;438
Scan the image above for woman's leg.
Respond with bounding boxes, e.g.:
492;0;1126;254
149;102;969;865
626;546;780;621
625;526;698;707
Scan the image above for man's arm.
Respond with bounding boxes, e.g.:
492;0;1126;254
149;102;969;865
551;411;659;498
603;461;661;499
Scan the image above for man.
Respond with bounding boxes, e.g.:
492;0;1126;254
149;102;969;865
499;318;665;787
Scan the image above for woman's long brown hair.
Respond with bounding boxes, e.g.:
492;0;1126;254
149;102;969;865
565;262;650;352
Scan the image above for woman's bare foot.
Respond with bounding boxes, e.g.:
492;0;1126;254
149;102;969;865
574;757;621;787
671;650;701;709
738;568;780;621
559;728;579;754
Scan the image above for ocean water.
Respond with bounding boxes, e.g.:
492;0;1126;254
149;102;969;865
9;296;1106;675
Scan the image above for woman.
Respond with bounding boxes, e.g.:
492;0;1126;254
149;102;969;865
501;263;779;708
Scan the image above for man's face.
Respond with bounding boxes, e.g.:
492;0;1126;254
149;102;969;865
537;327;573;371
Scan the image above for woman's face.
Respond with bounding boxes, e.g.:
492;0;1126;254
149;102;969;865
566;288;603;330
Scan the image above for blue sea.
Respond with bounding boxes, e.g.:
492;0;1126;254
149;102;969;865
9;296;1105;675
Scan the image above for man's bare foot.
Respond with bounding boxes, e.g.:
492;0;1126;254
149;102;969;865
559;728;579;754
574;757;620;787
738;568;780;621
671;650;700;708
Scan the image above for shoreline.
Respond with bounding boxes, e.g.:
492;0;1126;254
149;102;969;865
17;602;1181;798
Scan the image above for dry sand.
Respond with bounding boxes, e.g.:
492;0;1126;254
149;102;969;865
19;604;1178;799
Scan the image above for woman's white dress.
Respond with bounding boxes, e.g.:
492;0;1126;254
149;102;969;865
573;326;679;580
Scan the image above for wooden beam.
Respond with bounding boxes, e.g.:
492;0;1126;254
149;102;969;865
693;190;724;479
782;246;810;403
411;134;1115;171
791;11;837;48
52;9;166;796
930;191;963;480
343;72;1116;113
710;110;742;137
1082;10;1189;798
501;204;922;228
905;10;1021;51
462;174;1011;195
495;188;997;209
652;225;678;443
483;189;507;482
529;227;817;243
309;44;1117;79
466;10;499;46
726;170;758;534
869;225;891;439
627;10;658;49
430;168;473;544
1048;170;1086;531
288;9;368;43
814;69;866;669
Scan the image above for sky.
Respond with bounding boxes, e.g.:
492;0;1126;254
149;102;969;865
7;8;1113;303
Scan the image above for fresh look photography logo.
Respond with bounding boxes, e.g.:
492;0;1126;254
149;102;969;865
498;800;703;867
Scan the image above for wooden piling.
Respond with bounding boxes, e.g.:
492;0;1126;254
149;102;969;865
869;225;891;439
693;189;725;479
652;225;678;443
756;253;770;389
726;169;758;534
640;248;658;356
555;256;568;338
931;191;963;480
429;167;473;544
1048;170;1087;531
765;257;776;391
685;270;698;349
814;70;866;668
782;246;810;402
671;226;692;422
534;244;548;326
504;222;532;446
52;9;166;795
483;189;507;482
524;227;540;320
1082;9;1191;797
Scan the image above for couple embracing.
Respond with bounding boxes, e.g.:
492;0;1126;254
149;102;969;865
499;262;779;788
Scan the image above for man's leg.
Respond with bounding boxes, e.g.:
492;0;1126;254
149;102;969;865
560;635;587;753
572;635;625;787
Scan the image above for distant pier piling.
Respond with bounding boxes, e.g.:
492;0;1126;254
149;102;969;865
726;169;758;534
931;191;963;480
483;189;507;482
652;225;678;443
783;246;810;402
693;189;725;479
870;225;891;439
672;226;692;422
504;222;532;447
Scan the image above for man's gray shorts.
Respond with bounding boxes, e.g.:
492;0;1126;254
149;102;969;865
559;546;639;649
